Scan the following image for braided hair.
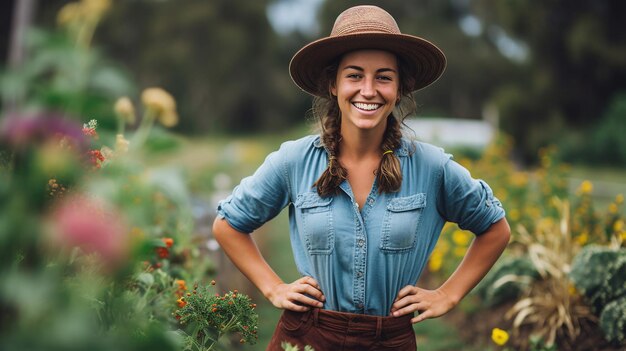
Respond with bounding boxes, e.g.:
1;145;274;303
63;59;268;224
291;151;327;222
312;55;417;197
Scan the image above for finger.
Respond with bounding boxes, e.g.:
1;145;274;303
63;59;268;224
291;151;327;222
394;285;418;301
299;276;321;289
291;293;324;308
391;304;417;317
282;301;311;312
298;284;326;302
391;293;419;311
411;310;433;324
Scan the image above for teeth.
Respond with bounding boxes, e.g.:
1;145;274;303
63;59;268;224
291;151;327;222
353;102;380;111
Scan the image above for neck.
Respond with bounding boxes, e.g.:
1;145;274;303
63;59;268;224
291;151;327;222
339;126;385;160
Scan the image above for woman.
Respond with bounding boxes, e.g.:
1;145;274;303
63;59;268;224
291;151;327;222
213;5;510;350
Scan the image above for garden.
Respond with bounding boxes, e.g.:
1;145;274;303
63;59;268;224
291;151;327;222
1;1;625;350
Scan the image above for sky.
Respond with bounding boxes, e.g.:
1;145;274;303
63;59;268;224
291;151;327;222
266;0;324;36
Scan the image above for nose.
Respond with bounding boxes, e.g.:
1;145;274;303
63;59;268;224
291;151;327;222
360;77;376;98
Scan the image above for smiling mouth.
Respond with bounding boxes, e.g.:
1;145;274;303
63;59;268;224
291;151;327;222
352;102;382;111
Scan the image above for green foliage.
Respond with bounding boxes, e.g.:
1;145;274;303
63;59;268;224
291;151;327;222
477;257;539;306
590;92;626;164
473;1;626;162
570;245;626;313
599;295;626;346
176;286;258;349
528;336;558;351
95;0;301;134
0;28;134;125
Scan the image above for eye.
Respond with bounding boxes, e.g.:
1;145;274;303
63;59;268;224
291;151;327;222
346;73;362;79
377;75;393;81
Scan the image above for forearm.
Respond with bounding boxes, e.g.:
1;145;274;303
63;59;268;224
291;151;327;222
439;218;511;304
212;217;283;299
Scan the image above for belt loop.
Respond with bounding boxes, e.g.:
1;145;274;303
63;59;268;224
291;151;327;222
375;316;382;339
313;308;319;327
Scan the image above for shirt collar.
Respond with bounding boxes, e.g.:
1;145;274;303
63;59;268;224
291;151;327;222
312;135;409;157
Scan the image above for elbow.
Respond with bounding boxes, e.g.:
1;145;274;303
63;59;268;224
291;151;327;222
497;217;512;248
212;216;227;244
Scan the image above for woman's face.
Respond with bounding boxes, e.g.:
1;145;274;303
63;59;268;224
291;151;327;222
331;50;399;134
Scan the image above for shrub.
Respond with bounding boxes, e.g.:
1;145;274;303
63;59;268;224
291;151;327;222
599;295;626;346
570;245;626;313
477;257;539;306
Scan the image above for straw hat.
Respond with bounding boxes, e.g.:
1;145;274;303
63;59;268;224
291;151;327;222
289;5;446;97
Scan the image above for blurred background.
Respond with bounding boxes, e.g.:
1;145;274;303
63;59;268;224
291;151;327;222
1;0;625;350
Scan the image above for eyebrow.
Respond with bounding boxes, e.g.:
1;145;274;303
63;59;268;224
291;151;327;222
342;65;397;73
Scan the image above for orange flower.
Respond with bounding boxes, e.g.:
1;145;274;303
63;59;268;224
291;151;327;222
162;237;174;248
176;297;186;308
175;279;187;291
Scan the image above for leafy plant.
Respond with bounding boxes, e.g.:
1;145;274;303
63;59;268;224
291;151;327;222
175;284;258;350
599;295;626;346
477;257;539;307
503;198;595;347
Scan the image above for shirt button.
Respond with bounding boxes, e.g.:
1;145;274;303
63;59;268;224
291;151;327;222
368;198;374;205
357;239;365;247
356;271;363;277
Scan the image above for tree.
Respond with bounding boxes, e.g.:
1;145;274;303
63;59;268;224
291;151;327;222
472;0;626;161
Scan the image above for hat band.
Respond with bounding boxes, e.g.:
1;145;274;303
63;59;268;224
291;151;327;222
332;21;400;36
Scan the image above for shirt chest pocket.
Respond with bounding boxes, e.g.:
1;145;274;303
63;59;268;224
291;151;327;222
380;193;427;252
294;192;334;255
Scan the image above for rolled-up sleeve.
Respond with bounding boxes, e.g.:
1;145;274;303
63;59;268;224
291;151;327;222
437;158;505;235
217;148;290;234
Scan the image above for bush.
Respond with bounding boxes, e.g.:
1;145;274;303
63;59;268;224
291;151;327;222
600;295;626;346
477;257;539;306
570;245;626;313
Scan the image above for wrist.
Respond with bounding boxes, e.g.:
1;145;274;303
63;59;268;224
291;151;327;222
261;280;283;301
437;286;463;306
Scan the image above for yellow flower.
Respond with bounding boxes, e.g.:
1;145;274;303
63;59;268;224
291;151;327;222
609;203;618;214
614;220;624;233
114;97;136;124
616;194;624;204
575;232;589;246
452;230;471;246
578;180;593;195
511;172;529;187
141;88;176;120
82;0;111;16
159;110;179;128
453;246;467;257
509;208;520;222
57;2;81;25
428;252;443;272
115;134;130;154
141;87;178;127
491;327;509;346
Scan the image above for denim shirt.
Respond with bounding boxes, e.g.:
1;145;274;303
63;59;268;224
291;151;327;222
217;135;505;316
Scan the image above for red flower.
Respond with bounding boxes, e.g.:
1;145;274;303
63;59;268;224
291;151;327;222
82;127;98;138
88;149;105;169
156;246;169;258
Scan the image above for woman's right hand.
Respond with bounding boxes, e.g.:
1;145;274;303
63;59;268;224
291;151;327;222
266;276;326;311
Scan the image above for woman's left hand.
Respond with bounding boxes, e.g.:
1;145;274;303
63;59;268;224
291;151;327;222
390;285;457;324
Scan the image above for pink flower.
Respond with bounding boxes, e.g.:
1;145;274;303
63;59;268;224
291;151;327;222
47;194;129;269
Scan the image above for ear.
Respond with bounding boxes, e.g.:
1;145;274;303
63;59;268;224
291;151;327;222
330;82;337;97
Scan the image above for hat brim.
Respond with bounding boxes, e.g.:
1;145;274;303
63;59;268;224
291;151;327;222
289;33;447;97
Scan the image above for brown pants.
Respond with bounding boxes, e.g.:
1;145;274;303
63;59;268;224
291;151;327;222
266;308;417;350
